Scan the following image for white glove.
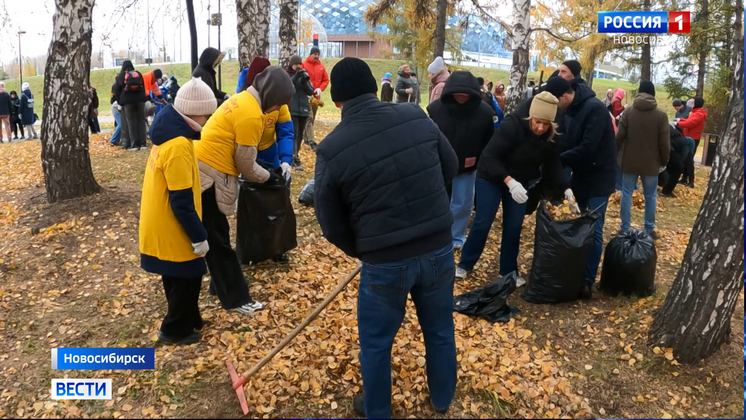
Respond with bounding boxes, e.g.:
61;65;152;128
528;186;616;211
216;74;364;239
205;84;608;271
507;179;528;204
192;240;209;257
658;166;667;173
314;88;322;97
564;188;580;214
281;162;291;181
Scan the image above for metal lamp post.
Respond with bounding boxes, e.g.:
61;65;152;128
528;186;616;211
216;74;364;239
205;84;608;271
18;31;26;88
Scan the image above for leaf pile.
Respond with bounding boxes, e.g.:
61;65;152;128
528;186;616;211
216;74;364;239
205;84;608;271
545;201;581;221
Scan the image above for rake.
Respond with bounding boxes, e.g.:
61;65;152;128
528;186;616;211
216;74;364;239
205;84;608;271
226;265;362;415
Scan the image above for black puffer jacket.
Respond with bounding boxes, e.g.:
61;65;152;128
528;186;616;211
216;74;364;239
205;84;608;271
314;94;458;264
560;83;617;202
287;67;314;117
478;95;568;192
112;60;134;104
427;71;495;175
193;47;227;105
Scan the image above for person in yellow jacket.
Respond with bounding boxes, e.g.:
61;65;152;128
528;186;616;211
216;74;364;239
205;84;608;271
195;66;294;315
139;77;217;345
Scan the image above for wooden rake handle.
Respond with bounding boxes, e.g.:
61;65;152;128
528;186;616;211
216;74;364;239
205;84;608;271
234;265;362;388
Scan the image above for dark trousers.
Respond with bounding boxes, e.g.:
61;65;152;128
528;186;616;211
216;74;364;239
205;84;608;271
358;244;456;418
160;275;203;338
662;152;684;194
120;105;130;147
458;178;528;275
88;117;100;134
201;186;252;309
291;115;308;166
124;102;146;148
10;117;23;138
577;196;609;285
681;139;699;184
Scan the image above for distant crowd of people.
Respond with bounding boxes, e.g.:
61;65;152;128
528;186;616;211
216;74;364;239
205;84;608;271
0;81;37;142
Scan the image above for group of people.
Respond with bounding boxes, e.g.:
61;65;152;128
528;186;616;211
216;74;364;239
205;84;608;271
135;48;707;418
0;81;37;142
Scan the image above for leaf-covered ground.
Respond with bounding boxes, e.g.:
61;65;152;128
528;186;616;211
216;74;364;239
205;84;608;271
0;127;742;419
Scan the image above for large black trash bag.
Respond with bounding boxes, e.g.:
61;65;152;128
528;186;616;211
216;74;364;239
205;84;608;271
522;204;601;304
298;178;315;207
454;272;521;323
235;168;297;264
599;230;657;297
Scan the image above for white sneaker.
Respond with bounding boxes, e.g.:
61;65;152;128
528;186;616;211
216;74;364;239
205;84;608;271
230;301;264;315
455;267;467;279
515;276;527;288
127;147;139;151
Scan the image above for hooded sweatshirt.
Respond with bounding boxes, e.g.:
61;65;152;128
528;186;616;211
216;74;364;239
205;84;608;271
193;47;227;104
610;88;625;118
493;82;506;111
140;104;208;278
0;84;11;116
615;93;670;176
427;71;496;175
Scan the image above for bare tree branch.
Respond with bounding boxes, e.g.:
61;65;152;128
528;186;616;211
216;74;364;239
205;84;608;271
468;0;513;36
529;27;592;43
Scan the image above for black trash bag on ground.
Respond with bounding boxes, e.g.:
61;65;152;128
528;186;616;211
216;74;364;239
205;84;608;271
454;272;521;323
298;178;315;207
599;230;657;297
236;168;297;264
522;204;601;304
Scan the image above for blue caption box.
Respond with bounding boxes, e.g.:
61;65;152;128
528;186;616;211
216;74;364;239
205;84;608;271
51;348;155;370
598;11;669;33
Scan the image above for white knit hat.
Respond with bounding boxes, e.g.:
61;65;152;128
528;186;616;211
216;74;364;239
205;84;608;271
174;77;217;116
427;56;445;74
529;91;559;122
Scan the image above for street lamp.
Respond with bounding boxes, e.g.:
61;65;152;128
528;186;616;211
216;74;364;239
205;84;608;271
18;31;26;88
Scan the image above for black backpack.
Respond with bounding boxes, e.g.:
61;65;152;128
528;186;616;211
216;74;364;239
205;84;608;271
124;71;144;92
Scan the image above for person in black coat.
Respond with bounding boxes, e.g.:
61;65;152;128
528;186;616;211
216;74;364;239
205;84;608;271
88;86;100;134
9;91;23;140
544;77;617;299
0;82;12;142
193;47;228;105
456;92;573;287
314;58;458;419
660;124;688;197
113;60;135;148
427;71;495;248
285;54;315;168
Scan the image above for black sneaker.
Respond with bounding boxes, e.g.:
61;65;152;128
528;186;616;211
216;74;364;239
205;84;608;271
686;182;694;189
195;320;212;331
273;253;289;264
647;231;661;241
659;191;676;198
580;284;592;300
157;330;201;345
353;394;365;417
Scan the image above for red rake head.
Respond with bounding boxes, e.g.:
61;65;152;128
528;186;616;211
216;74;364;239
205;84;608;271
226;359;249;415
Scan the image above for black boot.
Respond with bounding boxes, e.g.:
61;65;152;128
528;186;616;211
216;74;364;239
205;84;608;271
273;253;289;265
157;330;201;345
353;394;365;417
580;284;592;300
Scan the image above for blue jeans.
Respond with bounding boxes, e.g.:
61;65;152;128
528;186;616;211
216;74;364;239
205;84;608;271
616;168;638;191
458;178;527;275
110;106;122;145
358;244;456;418
620;172;658;233
577;196;609;285
450;171;477;247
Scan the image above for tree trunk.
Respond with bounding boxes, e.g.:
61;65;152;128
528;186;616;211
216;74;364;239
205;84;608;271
648;31;744;365
505;0;530;114
433;0;448;59
186;0;199;71
237;0;270;69
640;0;651;81
41;0;101;204
278;0;298;68
695;0;709;97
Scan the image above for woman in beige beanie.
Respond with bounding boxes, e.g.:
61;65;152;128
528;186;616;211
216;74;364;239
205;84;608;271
456;91;575;287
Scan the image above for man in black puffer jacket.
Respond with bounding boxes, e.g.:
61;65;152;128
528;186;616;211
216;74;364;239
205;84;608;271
427;70;495;248
193;47;228;105
544;77;617;299
314;58;458;419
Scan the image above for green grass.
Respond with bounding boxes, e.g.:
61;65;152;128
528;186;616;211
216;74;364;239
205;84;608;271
4;58;675;120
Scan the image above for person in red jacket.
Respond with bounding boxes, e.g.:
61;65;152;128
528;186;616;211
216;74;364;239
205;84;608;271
301;47;329;148
610;88;626;119
675;97;707;188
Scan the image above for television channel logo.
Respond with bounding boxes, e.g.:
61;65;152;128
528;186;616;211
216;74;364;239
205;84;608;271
51;379;112;400
598;11;691;33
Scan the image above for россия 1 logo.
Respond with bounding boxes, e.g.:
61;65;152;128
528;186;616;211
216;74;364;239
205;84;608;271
598;11;690;33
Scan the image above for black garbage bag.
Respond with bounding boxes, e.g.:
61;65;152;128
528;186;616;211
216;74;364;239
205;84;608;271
454;272;521;323
236;168;297;264
298;178;315;207
599;230;657;297
522;204;601;304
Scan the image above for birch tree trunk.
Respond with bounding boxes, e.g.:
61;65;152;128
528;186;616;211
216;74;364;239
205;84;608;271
237;0;270;69
41;0;101;203
640;0;651;81
433;0;448;59
695;0;709;97
647;31;744;365
279;0;298;68
505;0;530;114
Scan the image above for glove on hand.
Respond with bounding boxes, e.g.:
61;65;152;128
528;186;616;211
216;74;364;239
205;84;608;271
281;162;292;181
192;240;209;257
507;179;528;204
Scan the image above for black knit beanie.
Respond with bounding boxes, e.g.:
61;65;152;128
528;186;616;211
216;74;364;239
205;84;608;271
562;60;582;77
330;57;378;103
543;76;572;98
310;46;321;56
693;97;704;109
638;80;656;97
